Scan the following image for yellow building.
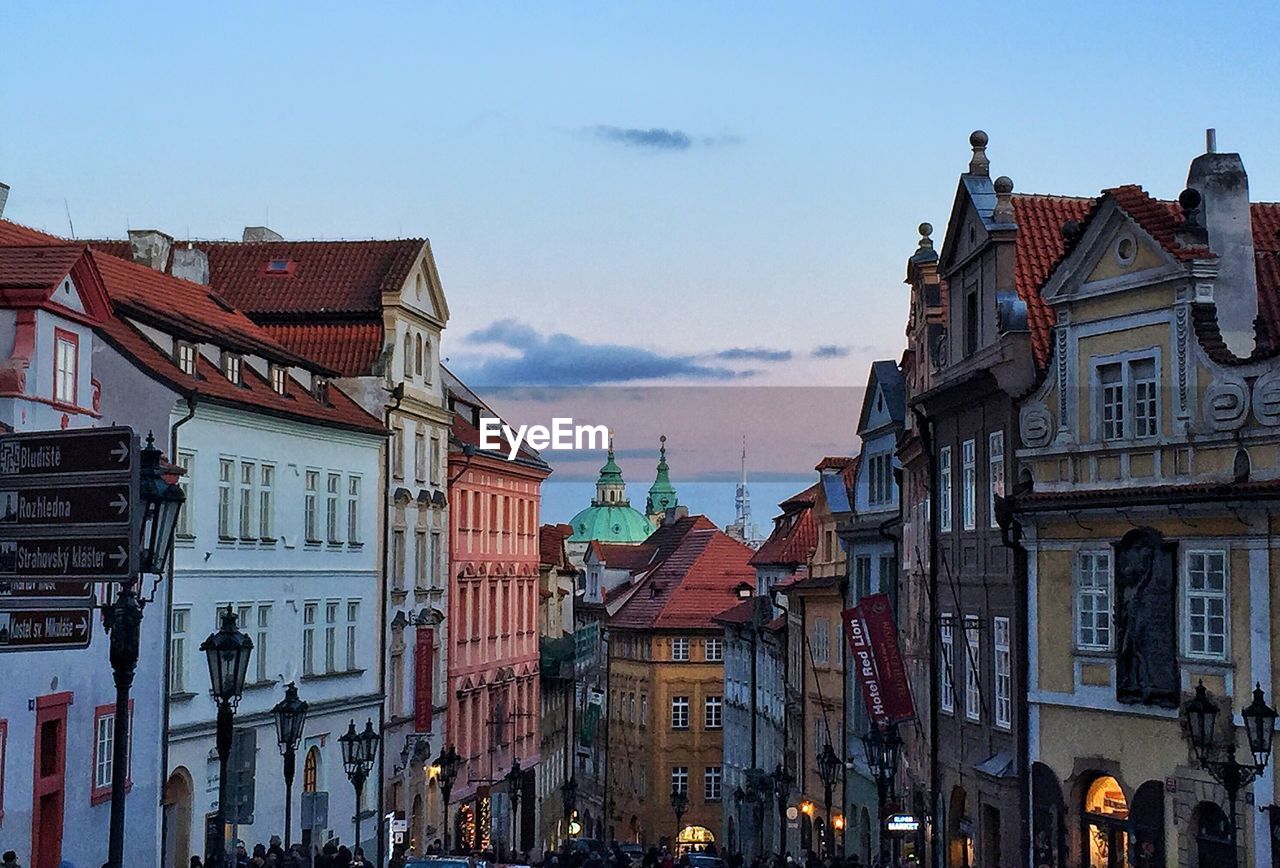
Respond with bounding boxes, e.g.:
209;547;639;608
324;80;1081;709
606;521;757;849
1010;143;1280;867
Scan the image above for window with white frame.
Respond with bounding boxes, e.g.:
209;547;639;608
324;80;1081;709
255;604;271;683
964;616;981;721
302;602;317;675
176;341;197;376
672;638;690;661
1096;354;1158;441
704;766;722;801
869;452;894;505
940;614;955;713
671;696;690;729
238;461;255;539
346;476;361;544
671;766;689;795
1076;551;1113;651
640;693;649;726
170;608;190;694
939;447;953;533
1185;550;1228;659
346;600;360;670
414;430;426;483
258;464;274;539
994;616;1011;730
430;531;442;589
704;695;723;729
392;530;405;592
988;432;1004;529
812;617;831;664
304;470;319;543
176;452;194;538
324;600;339;673
392;427;404;480
271;365;288;395
217;458;234;539
92;703;131;799
326;473;341;544
961;439;976;531
705;638;723;662
415;530;427;590
221;352;242;385
54;329;77;405
430;437;442;486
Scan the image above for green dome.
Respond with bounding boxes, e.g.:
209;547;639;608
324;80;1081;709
567;503;654;543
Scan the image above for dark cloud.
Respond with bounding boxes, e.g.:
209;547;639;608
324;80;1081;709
811;345;851;359
586;125;741;151
714;347;793;362
459;318;750;386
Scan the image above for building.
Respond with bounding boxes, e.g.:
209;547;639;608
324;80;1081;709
566;442;654;559
537;524;578;852
841;361;905;863
445;369;551;857
606;520;756;850
645;436;680;525
1011;138;1280;867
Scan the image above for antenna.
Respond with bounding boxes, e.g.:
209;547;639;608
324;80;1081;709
63;198;76;239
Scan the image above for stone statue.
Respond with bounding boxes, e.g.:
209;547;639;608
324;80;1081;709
1114;528;1179;707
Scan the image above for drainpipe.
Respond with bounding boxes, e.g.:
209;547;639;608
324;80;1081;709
377;382;405;868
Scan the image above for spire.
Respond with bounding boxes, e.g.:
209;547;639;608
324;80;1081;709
593;431;627;505
645;434;679;519
730;435;755;543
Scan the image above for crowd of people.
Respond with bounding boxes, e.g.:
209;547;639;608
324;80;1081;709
523;843;898;868
185;837;375;868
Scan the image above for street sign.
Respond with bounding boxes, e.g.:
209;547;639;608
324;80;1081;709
0;535;134;580
0;579;92;601
0;607;92;650
0;428;133;478
886;813;920;833
0;483;132;527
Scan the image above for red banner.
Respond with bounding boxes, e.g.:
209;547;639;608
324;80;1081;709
844;593;916;724
415;627;434;731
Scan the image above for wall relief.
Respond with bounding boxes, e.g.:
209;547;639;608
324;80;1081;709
1113;527;1179;708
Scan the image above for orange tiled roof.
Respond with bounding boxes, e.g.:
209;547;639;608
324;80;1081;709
540;524;574;568
1010;194;1096;368
262;322;385;378
750;482;819;567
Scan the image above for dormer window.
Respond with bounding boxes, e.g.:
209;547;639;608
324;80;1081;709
313;376;330;404
271;365;288;395
221;352;242;385
262;258;297;276
176;341;197;376
54;329;78;405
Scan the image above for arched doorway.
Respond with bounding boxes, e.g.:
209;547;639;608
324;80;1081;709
948;787;972;868
1129;781;1164;867
1083;776;1128;867
859;807;872;863
800;812;812;853
1191;802;1231;868
1031;763;1066;868
676;824;715;855
163;767;194;868
813;817;826;856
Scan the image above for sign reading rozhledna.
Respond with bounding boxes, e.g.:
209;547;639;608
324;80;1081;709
843;592;916;725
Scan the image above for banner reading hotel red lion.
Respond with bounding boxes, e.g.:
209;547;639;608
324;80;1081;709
843;593;916;725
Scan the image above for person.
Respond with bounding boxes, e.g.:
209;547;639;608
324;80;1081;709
3;853;21;868
351;847;369;867
269;838;286;861
190;858;204;868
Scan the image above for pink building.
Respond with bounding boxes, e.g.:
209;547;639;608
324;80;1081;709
444;369;550;855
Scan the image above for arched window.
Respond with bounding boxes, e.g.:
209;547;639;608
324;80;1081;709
303;746;320;793
403;333;413;378
423;340;432;384
415;335;423;375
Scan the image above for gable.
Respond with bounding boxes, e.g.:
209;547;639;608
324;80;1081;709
939;178;992;274
49;274;87;314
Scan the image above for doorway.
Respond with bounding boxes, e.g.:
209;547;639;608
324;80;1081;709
1192;802;1232;868
1082;776;1128;868
32;693;71;868
164;767;195;868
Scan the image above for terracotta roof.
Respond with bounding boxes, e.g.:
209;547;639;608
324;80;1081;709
262;322;385;377
642;514;717;570
610;528;757;631
0;245;86;291
540;524;574;568
777;571;841;593
1105;185;1212;262
586;541;654;572
1010;194;1096;367
712;597;784;633
815;455;855;471
1252;203;1280;353
750;483;819;567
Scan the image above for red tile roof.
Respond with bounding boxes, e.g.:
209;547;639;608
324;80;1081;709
1252;203;1280;352
750;482;819;567
263;322;385;377
0;246;87;291
586;541;655;572
1011;194;1096;367
540;524;573;569
712;597;785;633
610;527;757;631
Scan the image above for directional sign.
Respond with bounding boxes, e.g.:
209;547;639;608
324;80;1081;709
0;579;93;601
0;483;132;527
0;535;133;580
0;607;93;651
0;428;133;478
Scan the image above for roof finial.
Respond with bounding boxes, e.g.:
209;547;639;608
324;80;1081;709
969;130;990;177
659;434;667;461
917;222;934;252
992;176;1015;224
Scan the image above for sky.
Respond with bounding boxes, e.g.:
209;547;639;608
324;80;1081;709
5;1;1280;524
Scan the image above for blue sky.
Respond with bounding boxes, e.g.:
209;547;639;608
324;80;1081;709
5;2;1279;522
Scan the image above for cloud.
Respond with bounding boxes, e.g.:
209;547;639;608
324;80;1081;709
586;125;741;151
811;345;851;359
459;318;751;386
714;347;793;362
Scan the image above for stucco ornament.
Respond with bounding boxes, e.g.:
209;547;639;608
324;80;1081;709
1020;404;1054;448
1203;377;1250;431
1252;369;1280;426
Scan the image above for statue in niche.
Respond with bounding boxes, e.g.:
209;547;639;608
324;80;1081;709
1113;527;1179;707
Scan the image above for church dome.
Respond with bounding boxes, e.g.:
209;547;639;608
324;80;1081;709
567;440;654;543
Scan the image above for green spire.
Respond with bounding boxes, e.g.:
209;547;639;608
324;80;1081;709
646;434;679;517
593;432;628;506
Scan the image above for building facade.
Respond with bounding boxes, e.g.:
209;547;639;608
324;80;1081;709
538;523;578;853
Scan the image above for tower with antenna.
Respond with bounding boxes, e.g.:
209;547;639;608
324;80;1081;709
729;435;758;544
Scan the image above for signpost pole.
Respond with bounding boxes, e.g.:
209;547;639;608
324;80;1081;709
107;580;142;868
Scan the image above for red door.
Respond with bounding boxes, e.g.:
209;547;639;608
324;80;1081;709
32;692;71;868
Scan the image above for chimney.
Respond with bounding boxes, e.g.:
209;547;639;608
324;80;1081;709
968;130;990;176
1186;131;1257;358
127;229;174;272
0;182;9;219
243;226;283;243
170;243;209;285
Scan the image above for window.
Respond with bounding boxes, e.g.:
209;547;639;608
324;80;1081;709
304;470;319;543
415;530;428;590
303;747;319;793
994;616;1011;730
176;341;197;376
170;608;190;694
218;458;234;539
1096;355;1159;441
54;329;78;405
811;617;830;665
259;464;274;539
302;602;317;675
869;452;894;505
964;616;981;721
326;473;341;544
961;439;976;531
940;614;954;714
429;532;442;589
640;693;649;726
346;476;361;544
91;703;132;803
964;289;979;356
176;452;195;538
430;437;442;486
1185;550;1228;659
671;766;689;796
415;334;423;376
324;601;339;673
392;427;405;480
705;638;723;662
403;332;413;378
672;638;690;661
704;766;723;802
415;431;426;482
221;352;242;385
854;555;872;602
269;364;287;395
1076;552;1113;651
704;696;723;729
671;696;690;729
939;447;953;533
346;601;360;670
255;604;271;683
988;432;1004;528
392;530;406;592
238;461;255;539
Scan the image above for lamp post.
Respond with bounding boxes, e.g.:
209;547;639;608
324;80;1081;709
435;744;462;852
272;682;309;850
1182;681;1277;865
200;606;254;867
670;786;689;852
817;744;842;857
561;775;578;837
505;758;524;858
105;433;186;868
772;763;791;859
862;723;902;866
342;718;381;854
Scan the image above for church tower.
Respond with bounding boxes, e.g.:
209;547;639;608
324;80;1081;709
645;434;680;524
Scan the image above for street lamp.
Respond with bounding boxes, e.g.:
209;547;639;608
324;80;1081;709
341;718;381;854
862;724;902;864
772;763;792;860
561;775;578;832
1182;681;1278;864
200;606;253;868
434;744;462;852
670;786;689;851
817;743;842;856
504;758;524;858
105;433;186;868
272;682;309;850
